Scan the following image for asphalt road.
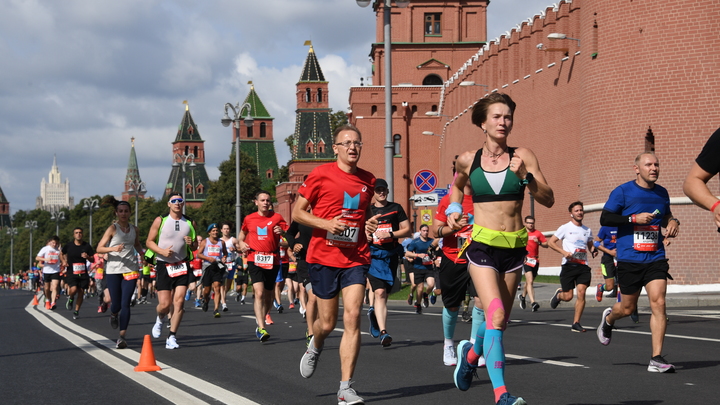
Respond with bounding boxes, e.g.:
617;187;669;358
2;287;719;405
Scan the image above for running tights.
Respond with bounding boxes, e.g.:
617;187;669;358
106;274;137;331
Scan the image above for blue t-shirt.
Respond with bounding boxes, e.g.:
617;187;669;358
597;226;618;251
604;180;670;263
407;238;434;270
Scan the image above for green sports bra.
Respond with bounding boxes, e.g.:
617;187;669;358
469;147;525;203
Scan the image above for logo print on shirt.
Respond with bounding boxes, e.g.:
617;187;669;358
343;192;360;209
362;186;367;192
175;221;180;232
257;226;268;236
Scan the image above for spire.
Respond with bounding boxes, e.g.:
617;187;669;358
241;83;273;119
299;41;326;82
174;104;203;142
125;137;143;184
52;154;58;169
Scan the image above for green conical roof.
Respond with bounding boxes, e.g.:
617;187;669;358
299;45;326;82
0;184;8;204
125;138;143;183
174;105;205;142
242;85;273;119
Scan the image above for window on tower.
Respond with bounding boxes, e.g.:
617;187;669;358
247;126;253;138
305;88;311;103
260;122;267;138
425;13;441;35
317;88;323;103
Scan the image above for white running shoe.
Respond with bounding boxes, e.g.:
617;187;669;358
152;319;163;339
165;335;179;349
443;344;457;366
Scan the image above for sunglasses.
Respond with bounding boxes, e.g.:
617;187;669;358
170;198;184;204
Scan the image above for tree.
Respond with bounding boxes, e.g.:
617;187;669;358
330;109;348;132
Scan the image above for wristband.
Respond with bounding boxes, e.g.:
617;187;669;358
631;214;636;224
445;202;463;216
389;231;395;239
438;226;444;238
711;200;720;213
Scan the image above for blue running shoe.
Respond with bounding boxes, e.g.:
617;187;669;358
453;340;477;391
380;331;393;347
367;307;380;338
430;292;437;305
185;290;191;301
496;392;526;405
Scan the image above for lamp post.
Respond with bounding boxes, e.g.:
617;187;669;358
50;208;65;236
6;226;18;275
127;180;146;226
82;198;99;246
357;0;410;201
25;221;37;272
222;102;254;235
173;154;196;215
458;81;490;90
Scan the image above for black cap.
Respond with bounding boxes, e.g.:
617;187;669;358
375;178;389;190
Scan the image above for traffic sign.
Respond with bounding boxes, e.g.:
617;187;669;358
436;188;448;198
413;169;438;193
411;193;439;206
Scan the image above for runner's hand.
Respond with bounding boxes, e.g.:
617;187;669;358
635;212;655;224
509;156;528;179
327;215;348;235
365;214;381;236
446;212;462;230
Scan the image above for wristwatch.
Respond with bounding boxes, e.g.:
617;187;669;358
520;172;534;186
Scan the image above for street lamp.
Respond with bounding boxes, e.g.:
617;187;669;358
173;154;196;215
25;221;37;272
127;180;146;226
458;81;490;89
6;226;18;275
357;0;410;201
222;102;254;235
50;208;65;236
82;198;99;246
548;33;581;47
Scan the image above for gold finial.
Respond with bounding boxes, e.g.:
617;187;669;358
131;137;135;147
248;80;254;90
304;40;313;52
182;100;189;111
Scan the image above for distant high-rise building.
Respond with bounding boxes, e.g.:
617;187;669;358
36;155;74;211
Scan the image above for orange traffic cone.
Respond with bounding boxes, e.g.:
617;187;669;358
32;295;39;306
134;335;162;372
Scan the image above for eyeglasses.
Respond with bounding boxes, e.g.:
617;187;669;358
170;198;184;204
334;141;363;148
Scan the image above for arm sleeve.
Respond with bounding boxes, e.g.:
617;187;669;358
600;210;631;227
286;222;299;248
696;128;720;175
538;233;547;243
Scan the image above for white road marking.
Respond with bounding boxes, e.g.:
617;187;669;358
505;354;584;368
27;300;259;405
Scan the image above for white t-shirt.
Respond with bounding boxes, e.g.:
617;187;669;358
37;245;61;274
554;222;593;265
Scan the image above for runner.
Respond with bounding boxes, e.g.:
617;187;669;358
447;93;554;405
36;236;62;309
233;253;249;305
220;222;237;311
547;201;598;332
518;216;547;312
683;127;720;229
294;124;379;405
594;226;618;302
432;180;486;367
237;190;288;342
405;225;438;314
60;228;95;319
367;178;411;347
145;192;198;350
286;218;315;345
196;223;228;318
96;198;145;349
597;152;680;373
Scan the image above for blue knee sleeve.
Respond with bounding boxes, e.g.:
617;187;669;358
442;307;458;340
472;307;485;355
484;329;506;390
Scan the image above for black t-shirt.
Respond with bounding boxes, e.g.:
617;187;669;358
696;127;720;175
62;241;95;276
370;202;409;250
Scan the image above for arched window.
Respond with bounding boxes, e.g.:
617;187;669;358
196;184;204;194
371;105;377;116
431;104;438;112
247;126;253;138
266;169;274;179
411;105;418;116
393;134;402;156
260;122;267;138
193;146;198;159
305;88;311;102
392;105;397;115
185;183;192;194
306;141;314;154
184;146;189;155
422;74;443;86
317;88;323;103
318;140;325;154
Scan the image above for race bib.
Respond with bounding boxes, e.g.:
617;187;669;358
373;223;393;244
525;257;538;267
46;252;59;264
456;228;472;249
289;262;297;273
193;268;203;277
326;219;360;248
150;270;157;279
208;245;221;257
123;271;139;281
421;254;433;266
72;263;86;274
633;225;659;251
95;268;104;280
569;248;587;265
166;262;188;278
254;253;274;269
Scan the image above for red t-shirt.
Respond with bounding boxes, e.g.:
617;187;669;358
435;193;474;264
299;162;375;268
241;211;288;264
526;229;547;258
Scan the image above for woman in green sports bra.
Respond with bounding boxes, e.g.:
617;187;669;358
445;93;554;405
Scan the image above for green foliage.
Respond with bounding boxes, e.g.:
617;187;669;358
329;109;348;132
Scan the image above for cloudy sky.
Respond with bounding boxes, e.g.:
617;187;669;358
0;0;555;213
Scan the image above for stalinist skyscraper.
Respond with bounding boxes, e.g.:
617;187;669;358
36;155;74;210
